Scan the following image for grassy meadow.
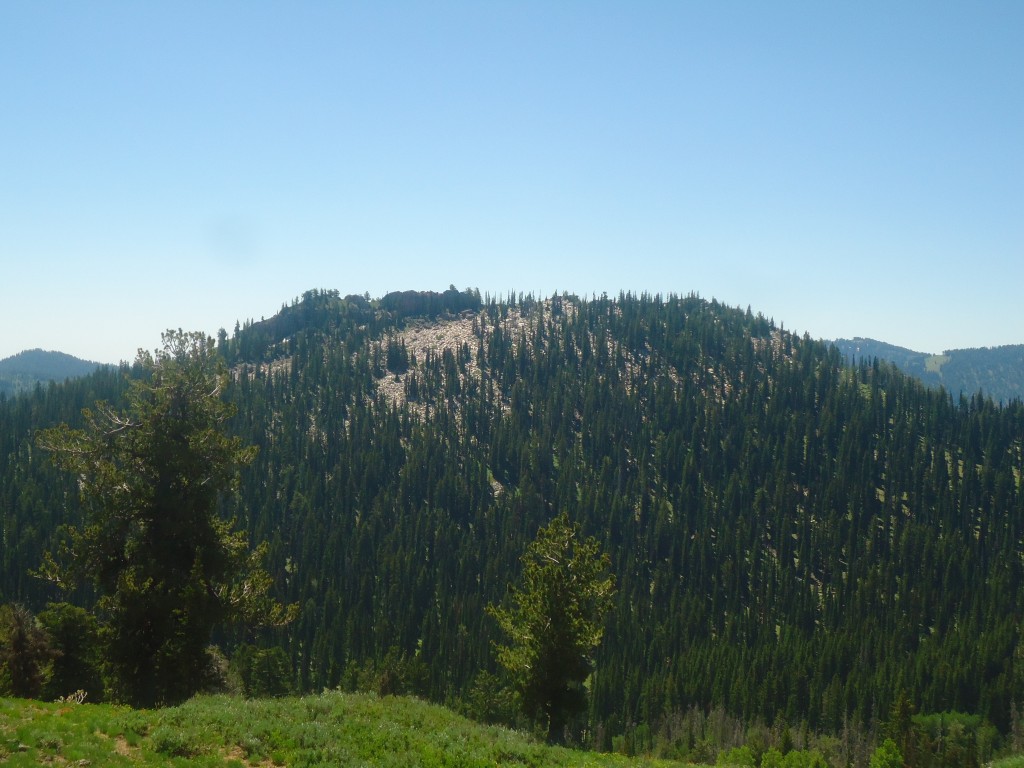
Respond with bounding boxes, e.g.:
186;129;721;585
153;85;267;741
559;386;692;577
0;691;693;767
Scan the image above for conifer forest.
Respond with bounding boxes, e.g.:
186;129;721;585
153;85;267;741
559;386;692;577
3;289;1024;761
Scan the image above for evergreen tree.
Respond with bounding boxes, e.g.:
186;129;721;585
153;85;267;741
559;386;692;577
0;603;56;699
37;602;104;702
228;643;292;698
488;512;615;743
37;330;294;707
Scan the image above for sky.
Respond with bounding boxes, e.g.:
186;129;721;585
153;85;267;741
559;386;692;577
1;2;1021;364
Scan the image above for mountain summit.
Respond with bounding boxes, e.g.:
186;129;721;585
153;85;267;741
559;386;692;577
0;348;106;396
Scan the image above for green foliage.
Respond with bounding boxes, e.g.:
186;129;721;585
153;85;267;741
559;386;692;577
339;646;431;699
36;331;294;707
720;745;828;768
488;512;615;743
0;604;56;699
779;750;827;768
717;744;756;766
0;692;692;766
902;711;998;768
228;644;292;698
869;738;903;768
458;670;519;726
36;602;103;702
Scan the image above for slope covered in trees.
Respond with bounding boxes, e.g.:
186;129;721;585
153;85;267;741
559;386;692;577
2;289;1024;751
833;337;1024;405
0;349;107;397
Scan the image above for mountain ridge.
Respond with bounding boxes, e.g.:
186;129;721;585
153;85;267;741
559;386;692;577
832;336;1024;404
0;348;107;397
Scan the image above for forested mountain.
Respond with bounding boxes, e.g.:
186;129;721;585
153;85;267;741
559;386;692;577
833;337;1024;405
0;349;106;397
3;288;1024;751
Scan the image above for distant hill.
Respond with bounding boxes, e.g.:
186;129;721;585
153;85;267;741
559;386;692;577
832;337;1024;404
0;349;107;397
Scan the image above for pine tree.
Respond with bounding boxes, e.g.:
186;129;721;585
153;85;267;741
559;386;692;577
0;603;56;699
38;602;104;701
37;330;294;707
488;512;615;743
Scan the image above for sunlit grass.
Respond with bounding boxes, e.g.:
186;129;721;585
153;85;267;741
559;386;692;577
1;692;695;767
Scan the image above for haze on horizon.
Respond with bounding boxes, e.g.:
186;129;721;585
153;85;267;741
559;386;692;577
2;2;1021;364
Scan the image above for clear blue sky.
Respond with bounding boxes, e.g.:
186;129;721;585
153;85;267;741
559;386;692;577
2;1;1021;363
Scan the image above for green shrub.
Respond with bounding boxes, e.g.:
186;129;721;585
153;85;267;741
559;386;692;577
718;744;756;766
782;749;827;768
869;738;903;768
151;726;201;758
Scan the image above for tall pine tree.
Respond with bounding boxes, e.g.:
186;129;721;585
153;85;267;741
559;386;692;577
37;330;294;707
488;512;615;743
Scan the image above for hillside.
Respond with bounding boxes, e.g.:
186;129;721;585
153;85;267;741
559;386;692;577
0;692;685;767
833;337;1024;404
3;289;1024;759
0;349;106;397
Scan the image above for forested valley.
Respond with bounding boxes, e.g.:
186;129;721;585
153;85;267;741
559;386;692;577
3;288;1024;765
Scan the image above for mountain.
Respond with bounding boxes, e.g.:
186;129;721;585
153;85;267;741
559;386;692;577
3;288;1024;756
833;337;1024;404
0;349;107;397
